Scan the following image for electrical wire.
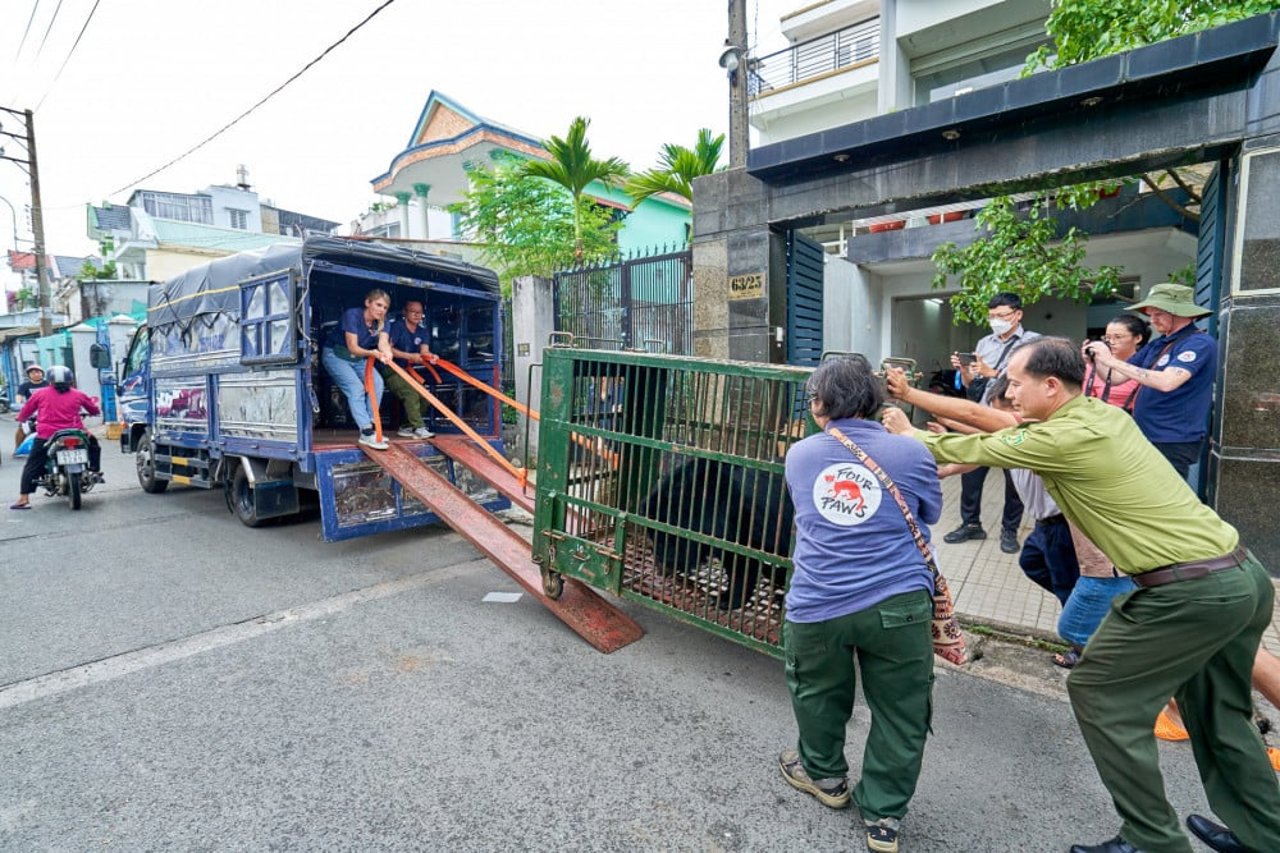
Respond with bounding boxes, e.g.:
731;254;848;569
34;0;102;111
33;0;65;61
14;0;43;63
106;0;400;199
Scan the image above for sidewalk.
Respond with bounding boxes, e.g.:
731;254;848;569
936;471;1280;655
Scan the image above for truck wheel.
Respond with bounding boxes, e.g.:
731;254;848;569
136;434;169;494
68;471;82;510
228;466;264;528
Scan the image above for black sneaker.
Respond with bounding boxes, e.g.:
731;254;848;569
1000;529;1020;553
777;750;850;809
943;524;986;544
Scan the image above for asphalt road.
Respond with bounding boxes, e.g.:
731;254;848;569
0;427;1220;851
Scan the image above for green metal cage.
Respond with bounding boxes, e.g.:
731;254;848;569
530;347;923;658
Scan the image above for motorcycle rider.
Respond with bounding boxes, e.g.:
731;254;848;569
14;363;49;449
11;366;102;510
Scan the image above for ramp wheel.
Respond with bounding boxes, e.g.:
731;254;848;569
541;569;564;600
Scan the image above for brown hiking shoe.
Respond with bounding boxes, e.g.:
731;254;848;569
778;750;850;809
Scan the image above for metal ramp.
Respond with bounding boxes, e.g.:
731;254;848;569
431;435;534;514
359;443;643;654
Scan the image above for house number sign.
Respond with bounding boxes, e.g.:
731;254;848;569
728;271;764;300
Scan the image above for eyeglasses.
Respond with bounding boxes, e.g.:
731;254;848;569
1102;333;1132;343
988;310;1019;321
806;392;818;403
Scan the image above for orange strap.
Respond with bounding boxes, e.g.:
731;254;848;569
380;359;529;489
363;358;384;444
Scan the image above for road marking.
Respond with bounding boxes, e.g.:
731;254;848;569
0;558;491;710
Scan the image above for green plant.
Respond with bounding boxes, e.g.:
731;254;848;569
521;117;629;262
624;128;724;206
449;151;620;292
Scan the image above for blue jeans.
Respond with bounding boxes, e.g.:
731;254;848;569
1057;575;1136;648
1018;516;1080;605
321;347;383;430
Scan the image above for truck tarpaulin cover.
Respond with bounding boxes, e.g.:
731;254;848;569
146;235;500;331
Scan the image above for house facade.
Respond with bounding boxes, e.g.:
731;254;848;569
751;0;1196;376
87;169;338;282
364;91;692;256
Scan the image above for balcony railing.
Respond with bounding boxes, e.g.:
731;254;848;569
749;17;881;98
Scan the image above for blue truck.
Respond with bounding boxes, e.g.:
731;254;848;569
116;235;509;541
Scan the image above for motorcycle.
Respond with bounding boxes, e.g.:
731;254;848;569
0;387;10;414
38;429;102;510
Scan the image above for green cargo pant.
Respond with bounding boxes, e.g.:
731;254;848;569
383;368;425;430
784;589;934;822
1067;553;1280;853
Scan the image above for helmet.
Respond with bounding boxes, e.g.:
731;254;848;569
24;363;44;378
47;365;74;391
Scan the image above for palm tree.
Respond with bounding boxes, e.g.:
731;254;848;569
623;128;725;206
522;116;629;261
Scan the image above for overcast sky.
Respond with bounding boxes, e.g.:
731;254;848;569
0;0;795;293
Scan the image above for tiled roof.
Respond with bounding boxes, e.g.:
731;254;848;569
53;255;101;277
151;219;301;253
90;205;132;231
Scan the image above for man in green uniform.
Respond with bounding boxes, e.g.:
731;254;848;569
882;337;1280;853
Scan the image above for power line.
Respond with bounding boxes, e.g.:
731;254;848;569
14;0;43;63
34;0;66;61
107;0;400;199
34;0;103;111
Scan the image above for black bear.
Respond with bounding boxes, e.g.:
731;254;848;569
640;455;793;610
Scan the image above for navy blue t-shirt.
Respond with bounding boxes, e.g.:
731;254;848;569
326;307;383;352
387;318;430;368
1128;324;1217;443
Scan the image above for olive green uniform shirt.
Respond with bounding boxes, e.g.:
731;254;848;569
917;394;1237;574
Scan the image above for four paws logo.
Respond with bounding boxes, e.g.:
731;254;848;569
1000;429;1029;447
814;464;882;526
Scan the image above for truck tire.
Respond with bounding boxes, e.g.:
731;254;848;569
228;466;265;528
136;434;169;494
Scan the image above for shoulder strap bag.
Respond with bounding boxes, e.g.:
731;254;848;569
827;426;969;665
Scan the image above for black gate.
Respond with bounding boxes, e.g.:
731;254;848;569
553;247;693;354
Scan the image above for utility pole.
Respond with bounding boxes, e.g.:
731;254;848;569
728;0;748;168
26;110;51;336
0;107;51;335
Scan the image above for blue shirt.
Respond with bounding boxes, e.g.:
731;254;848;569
387;318;430;368
326;307;383;352
784;417;941;623
1128;324;1217;443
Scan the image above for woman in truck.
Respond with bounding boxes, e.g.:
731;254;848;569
321;288;395;450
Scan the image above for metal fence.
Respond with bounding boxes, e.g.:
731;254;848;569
749;16;881;97
552;246;693;355
532;347;815;657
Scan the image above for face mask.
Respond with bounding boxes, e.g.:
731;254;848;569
989;318;1014;336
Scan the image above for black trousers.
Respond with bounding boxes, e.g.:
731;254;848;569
20;435;101;495
959;466;1024;534
1152;440;1201;482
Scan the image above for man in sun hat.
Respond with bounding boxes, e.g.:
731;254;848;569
1083;283;1216;481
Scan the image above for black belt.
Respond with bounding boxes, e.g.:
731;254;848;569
1035;513;1065;527
1132;546;1249;589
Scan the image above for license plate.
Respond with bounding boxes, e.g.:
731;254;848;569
57;449;89;465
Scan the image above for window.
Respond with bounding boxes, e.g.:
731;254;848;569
239;271;298;366
227;208;249;230
137;191;213;224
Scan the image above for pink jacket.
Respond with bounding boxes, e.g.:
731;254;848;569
17;386;100;439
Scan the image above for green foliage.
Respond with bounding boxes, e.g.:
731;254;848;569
1025;0;1280;72
78;258;117;280
521;116;629;258
1167;261;1197;287
932;193;1124;324
449;152;621;293
624;128;724;205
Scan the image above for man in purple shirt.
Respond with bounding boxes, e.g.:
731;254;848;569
778;356;940;853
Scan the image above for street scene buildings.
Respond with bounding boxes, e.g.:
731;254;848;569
3;1;1280;850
